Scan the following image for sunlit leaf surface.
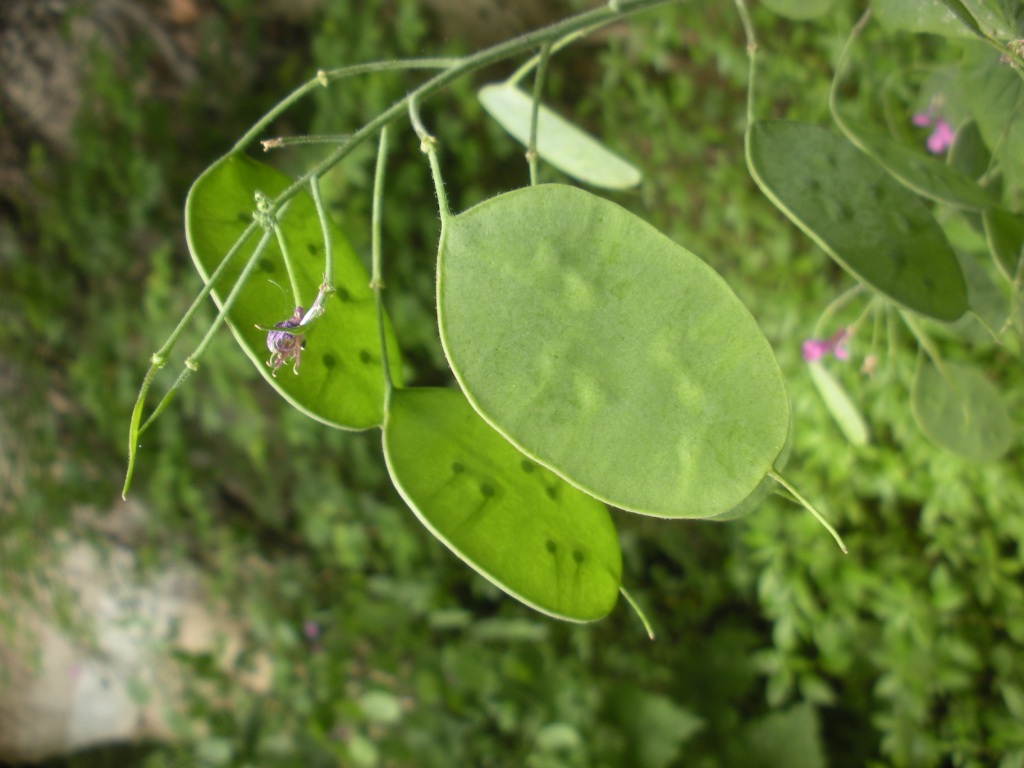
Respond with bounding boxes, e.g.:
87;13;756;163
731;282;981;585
383;387;622;621
186;153;401;429
479;83;642;190
438;184;789;518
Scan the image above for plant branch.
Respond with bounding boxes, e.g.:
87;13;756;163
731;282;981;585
371;127;394;415
232;59;460;154
264;0;682;215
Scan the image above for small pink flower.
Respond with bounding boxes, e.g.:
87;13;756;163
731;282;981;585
303;621;320;640
926;119;954;154
802;339;830;362
802;328;849;362
912;112;954;154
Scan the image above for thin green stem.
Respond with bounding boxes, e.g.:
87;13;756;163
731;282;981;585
506;25;600;86
829;9;872;131
155;222;259;362
233;79;321;154
139;228;275;436
122;364;160;498
274;222;302;307
1010;250;1024;348
527;41;553;186
733;0;758;128
868;297;884;364
262;134;351;151
310;177;334;289
900;310;948;377
232;58;460;154
371;127;394;416
811;284;865;337
123;218;260;496
768;470;848;554
318;58;462;84
410;95;452;224
263;0;682;217
619;585;656;640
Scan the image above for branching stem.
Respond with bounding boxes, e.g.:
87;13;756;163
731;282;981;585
262;0;681;216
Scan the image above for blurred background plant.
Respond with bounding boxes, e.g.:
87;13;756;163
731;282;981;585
1;0;1022;767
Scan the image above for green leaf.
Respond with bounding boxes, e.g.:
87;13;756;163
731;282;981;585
807;362;870;446
937;0;986;36
830;110;998;210
437;184;790;518
949;121;993;182
746;120;968;322
954;249;1009;344
185;153;401;429
382;387;622;622
706;433;793;522
984;208;1024;281
871;0;982;37
829;13;996;210
478;83;642;190
956;0;1018;36
911;358;1015;460
957;42;1024;199
705;475;775;522
761;0;833;21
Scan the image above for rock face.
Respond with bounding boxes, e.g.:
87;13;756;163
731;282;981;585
0;502;269;764
420;0;574;48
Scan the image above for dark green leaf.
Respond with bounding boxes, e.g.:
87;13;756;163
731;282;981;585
746;120;968;321
912;358;1015;460
983;208;1024;281
831;110;998;210
957;42;1024;199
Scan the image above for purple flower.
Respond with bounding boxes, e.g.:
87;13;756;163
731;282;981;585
802;328;849;362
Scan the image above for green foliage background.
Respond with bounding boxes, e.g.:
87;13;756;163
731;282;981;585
2;1;1022;767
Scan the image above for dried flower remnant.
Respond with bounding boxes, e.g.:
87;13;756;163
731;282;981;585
861;354;877;377
266;306;306;376
261;282;334;377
